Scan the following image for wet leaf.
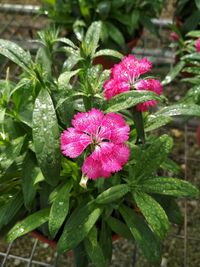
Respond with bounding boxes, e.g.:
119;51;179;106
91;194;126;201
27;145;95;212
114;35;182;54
49;181;72;239
119;204;161;265
95;184;130;204
57;202;102;253
162;61;185;85
0;39;32;72
6;208;50;242
139;177;199;198
158;103;200;117
133;192;169;240
32;89;60;186
84;226;106;267
105;90;161;112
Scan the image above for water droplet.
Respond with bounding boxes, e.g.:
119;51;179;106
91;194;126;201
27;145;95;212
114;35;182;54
59;201;64;206
19;227;24;233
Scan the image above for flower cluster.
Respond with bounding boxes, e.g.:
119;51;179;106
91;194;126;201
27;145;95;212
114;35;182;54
103;55;163;111
61;108;130;180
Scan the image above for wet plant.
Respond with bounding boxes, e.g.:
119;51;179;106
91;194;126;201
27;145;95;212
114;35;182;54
0;22;199;267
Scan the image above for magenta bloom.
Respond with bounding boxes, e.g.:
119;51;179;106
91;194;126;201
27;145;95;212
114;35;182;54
135;79;163;112
195;38;200;52
60;108;130;180
103;55;163;111
170;32;179;42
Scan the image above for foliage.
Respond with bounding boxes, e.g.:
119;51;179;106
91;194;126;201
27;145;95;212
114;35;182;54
174;0;200;35
40;0;165;52
0;23;199;267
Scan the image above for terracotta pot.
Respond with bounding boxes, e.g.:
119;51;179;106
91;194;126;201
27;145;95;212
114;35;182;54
30;230;120;251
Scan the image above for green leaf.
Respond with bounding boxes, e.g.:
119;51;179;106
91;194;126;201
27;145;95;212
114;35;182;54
99;221;112;266
49;181;72;239
158;103;200;117
106;22;125;48
0;136;25;179
84;226;106;267
6;208;50;242
162;61;185;85
105;90;161;112
106;216;132;240
22;153;39;209
94;49;123;59
145;115;172;132
57;202;103;253
139;177;199;198
119;204;161;265
96;184;130;204
58;69;80;90
0;192;23;229
133;192;169;240
186;31;200;38
133;135;173;181
32;89;60;186
0;39;32;72
57;37;78;49
82;21;102;57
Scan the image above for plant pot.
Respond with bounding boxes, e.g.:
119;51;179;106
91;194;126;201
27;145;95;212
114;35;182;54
30;230;120;250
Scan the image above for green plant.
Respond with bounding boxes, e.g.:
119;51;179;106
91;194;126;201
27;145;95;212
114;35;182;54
174;0;200;36
40;0;165;52
163;29;200;96
0;22;199;267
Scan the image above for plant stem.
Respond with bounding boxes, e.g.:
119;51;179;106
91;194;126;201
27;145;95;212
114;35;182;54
130;106;145;144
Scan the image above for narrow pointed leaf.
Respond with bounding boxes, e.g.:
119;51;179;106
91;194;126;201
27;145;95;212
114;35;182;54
84;226;106;267
162;61;185;85
49;181;72;239
22;154;39;209
133;135;173;181
0;39;32;71
0;136;25;179
96;184;130;204
119;204;161;265
106;216;132;240
94;49;123;59
105;90;161;112
32;89;60;186
158;103;200;117
133;192;169;240
139;177;199;198
6;208;50;242
57;202;103;253
0;192;23;229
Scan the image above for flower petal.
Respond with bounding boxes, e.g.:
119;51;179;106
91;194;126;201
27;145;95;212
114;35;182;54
60;128;91;158
82;155;111;180
99;113;130;143
135;79;163;95
103;78;130;100
72;108;104;134
91;143;130;173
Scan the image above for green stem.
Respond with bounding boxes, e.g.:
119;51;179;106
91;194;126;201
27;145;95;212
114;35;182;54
130;106;145;144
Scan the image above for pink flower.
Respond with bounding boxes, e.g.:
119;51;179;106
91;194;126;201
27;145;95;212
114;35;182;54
60;108;130;180
195;38;200;52
135;79;163;112
170;32;179;42
103;55;162;111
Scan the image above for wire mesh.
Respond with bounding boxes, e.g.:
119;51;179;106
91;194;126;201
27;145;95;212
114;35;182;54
0;1;200;266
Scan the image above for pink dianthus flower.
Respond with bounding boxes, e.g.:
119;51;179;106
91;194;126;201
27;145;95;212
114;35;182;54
170;32;179;42
60;108;130;180
103;55;163;111
195;38;200;52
